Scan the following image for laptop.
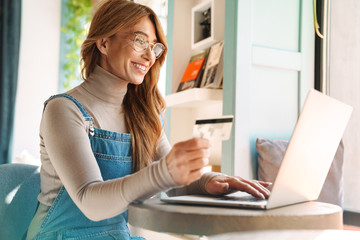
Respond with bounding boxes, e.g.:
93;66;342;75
161;89;353;209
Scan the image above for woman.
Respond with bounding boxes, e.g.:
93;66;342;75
26;1;270;239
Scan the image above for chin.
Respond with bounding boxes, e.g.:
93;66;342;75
131;78;145;85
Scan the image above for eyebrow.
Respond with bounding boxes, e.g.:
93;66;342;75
134;31;158;43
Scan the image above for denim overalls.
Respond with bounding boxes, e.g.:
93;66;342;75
33;94;144;240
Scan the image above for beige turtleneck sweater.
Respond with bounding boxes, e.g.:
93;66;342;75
36;65;217;222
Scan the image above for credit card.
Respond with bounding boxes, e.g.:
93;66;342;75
193;115;233;141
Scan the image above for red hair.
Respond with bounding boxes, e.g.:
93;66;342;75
80;0;167;171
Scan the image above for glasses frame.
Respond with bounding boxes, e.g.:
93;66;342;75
131;33;165;59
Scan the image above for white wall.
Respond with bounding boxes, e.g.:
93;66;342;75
224;0;314;178
12;0;61;161
329;0;360;212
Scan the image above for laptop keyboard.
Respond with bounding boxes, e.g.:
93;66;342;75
219;195;265;202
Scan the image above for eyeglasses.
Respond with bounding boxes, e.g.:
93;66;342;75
132;34;165;59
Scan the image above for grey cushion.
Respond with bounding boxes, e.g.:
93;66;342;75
256;138;344;207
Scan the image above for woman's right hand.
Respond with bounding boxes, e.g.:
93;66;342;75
166;138;212;186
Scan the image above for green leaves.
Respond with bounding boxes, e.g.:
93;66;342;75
62;0;92;90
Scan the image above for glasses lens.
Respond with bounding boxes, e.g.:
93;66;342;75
152;43;165;58
133;34;165;58
133;35;147;52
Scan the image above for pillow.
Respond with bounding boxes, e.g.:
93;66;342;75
256;137;344;207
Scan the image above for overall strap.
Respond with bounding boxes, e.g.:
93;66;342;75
43;93;93;122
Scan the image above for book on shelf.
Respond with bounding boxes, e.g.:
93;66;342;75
176;48;210;92
200;40;224;89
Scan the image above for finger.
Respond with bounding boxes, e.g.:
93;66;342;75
227;179;267;199
256;180;273;188
247;179;271;194
175;138;212;151
255;181;272;195
186;148;211;161
173;148;210;168
188;157;209;171
239;178;271;196
242;179;271;198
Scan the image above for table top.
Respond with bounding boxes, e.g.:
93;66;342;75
128;196;343;236
208;230;360;240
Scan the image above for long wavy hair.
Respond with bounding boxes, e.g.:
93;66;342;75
80;0;167;172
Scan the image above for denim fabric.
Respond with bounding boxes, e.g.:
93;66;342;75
34;94;144;240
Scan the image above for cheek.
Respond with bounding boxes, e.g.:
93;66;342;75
111;44;134;61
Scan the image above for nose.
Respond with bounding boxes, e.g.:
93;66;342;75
142;44;155;61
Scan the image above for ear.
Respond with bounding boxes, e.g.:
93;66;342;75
96;38;109;55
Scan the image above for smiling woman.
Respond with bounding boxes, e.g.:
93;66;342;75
25;1;214;239
80;1;169;173
24;1;270;239
94;18;163;86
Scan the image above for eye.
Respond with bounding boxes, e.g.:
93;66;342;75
135;36;146;45
133;35;148;52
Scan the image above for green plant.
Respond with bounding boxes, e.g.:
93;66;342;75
61;0;92;90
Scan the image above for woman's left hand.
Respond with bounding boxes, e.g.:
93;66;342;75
205;175;271;199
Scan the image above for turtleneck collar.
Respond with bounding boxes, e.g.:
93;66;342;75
80;65;128;105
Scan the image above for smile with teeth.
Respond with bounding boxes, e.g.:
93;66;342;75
133;63;146;71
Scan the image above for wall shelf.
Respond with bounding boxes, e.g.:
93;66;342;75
165;88;222;108
191;0;225;50
165;0;225;168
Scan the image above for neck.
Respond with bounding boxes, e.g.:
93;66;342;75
81;65;128;105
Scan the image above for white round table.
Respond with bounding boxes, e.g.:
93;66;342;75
129;197;343;236
208;230;360;240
